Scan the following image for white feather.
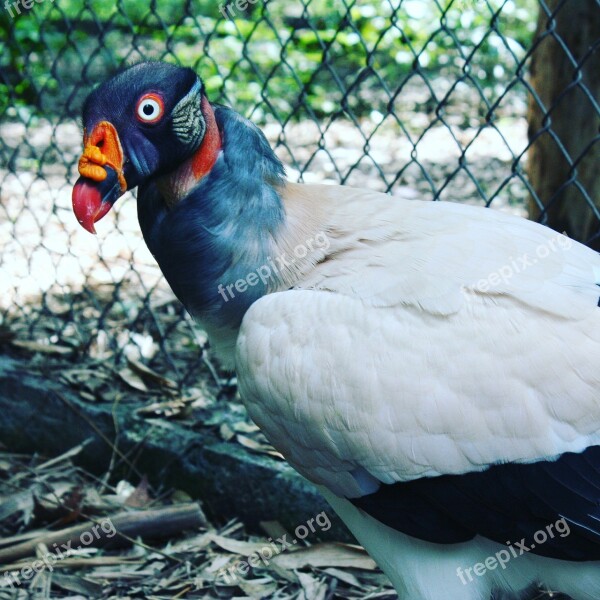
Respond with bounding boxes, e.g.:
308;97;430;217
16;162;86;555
234;186;600;494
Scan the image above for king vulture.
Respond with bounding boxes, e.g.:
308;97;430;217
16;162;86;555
71;62;600;600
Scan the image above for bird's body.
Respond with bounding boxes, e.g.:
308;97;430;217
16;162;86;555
72;62;600;600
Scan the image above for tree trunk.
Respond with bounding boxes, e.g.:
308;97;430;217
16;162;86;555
527;0;600;249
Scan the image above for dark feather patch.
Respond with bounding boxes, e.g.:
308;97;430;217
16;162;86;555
138;105;286;328
351;446;600;561
171;80;205;150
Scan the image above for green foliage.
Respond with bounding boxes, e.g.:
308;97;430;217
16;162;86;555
0;0;538;120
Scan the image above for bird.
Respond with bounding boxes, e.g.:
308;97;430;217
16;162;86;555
72;61;600;600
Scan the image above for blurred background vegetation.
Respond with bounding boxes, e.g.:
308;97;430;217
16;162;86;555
1;0;537;124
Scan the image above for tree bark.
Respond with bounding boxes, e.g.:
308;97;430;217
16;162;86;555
527;0;600;249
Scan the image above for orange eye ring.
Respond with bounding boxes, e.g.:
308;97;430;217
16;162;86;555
136;93;165;124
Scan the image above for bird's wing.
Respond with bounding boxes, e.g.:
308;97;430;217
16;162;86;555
284;185;600;320
235;193;600;555
236;191;600;490
236;286;600;491
236;286;600;557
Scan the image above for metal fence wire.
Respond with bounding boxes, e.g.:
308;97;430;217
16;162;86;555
1;0;599;390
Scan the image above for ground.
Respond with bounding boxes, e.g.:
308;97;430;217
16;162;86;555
0;448;397;599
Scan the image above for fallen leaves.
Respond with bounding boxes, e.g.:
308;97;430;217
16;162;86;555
135;398;190;419
118;367;148;392
235;434;284;460
2;296;384;598
208;534;270;557
127;357;177;390
0;450;395;599
272;543;378;571
11;339;75;356
216;421;284;459
209;534;377;571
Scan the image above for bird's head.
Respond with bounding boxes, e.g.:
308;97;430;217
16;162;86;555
72;62;220;233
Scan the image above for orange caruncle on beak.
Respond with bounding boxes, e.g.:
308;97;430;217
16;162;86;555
72;121;127;234
78;121;127;193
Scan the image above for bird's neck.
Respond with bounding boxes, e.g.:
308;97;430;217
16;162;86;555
155;97;222;208
138;106;291;358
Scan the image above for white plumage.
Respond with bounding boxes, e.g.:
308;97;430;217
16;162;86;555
230;183;600;600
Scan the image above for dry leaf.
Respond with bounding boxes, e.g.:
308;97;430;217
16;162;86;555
185;387;213;409
118;368;148;392
136;399;188;418
297;571;328;600
235;435;284;459
239;577;279;599
209;534;271;557
60;369;109;393
12;340;74;356
272;543;377;571
0;490;35;522
127;357;177;389
125;475;152;508
232;421;260;434
322;567;363;589
115;479;137;502
204;553;236;576
220;423;235;442
51;573;104;597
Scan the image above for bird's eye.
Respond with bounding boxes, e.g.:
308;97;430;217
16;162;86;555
136;93;164;124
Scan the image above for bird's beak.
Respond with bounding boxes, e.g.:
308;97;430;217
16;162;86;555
72;121;127;234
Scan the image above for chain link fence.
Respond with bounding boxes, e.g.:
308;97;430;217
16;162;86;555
1;0;599;393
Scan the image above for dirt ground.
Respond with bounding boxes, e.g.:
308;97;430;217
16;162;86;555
0;449;398;599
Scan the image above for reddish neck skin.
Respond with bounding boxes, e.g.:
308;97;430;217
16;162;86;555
192;96;222;178
157;96;222;208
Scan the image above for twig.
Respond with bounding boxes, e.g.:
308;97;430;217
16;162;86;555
0;475;190;566
1;555;143;572
55;392;144;481
35;441;91;472
99;394;122;494
0;503;206;563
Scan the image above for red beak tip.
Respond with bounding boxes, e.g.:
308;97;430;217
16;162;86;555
78;219;97;235
72;179;103;234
